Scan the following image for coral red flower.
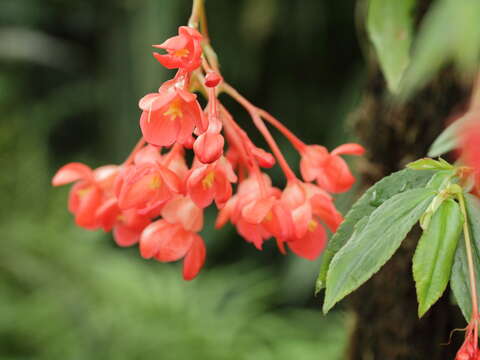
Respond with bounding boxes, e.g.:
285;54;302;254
53;15;365;282
300;143;365;193
287;222;327;261
52;163;119;229
133;144;163;164
152;26;203;72
162;196;204;232
139;81;205;147
115;161;182;214
140;196;205;280
187;157;237;208
194;131;224;164
455;320;479;360
95;198;150;247
193;115;224;164
241;196;294;243
279;181;343;260
251;146;276;168
216;174;294;251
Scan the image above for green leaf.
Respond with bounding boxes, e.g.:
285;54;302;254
323;188;436;313
316;169;435;293
401;0;480;97
367;0;415;93
428;114;470;157
407;158;454;170
412;199;463;317
425;169;457;190
451;194;480;321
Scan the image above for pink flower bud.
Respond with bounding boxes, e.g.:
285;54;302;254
252;147;275;168
193;132;225;164
205;71;222;87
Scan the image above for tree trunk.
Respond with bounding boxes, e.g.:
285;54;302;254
347;47;470;360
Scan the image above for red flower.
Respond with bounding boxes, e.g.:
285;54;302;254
52;163;119;229
115;162;182;214
152;26;203;72
139;81;205;147
455;320;479;360
216;174;294;251
300;143;365;193
187;157;237;209
280;181;342;260
95;198;150;247
193;116;224;164
140;196;205;280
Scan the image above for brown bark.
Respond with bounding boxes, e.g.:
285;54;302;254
347;56;470;360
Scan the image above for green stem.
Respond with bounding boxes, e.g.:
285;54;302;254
458;193;479;327
188;0;204;29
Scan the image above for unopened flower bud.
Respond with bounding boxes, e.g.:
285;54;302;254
194;132;225;164
205;71;222;87
252;147;275;168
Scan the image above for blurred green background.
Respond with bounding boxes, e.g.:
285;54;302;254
0;0;365;358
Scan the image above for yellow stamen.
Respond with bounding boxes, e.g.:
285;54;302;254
308;220;318;232
173;48;189;58
77;187;92;198
264;211;273;222
163;100;183;121
149;175;162;189
202;172;215;189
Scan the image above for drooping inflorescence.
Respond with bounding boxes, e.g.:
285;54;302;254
52;19;364;280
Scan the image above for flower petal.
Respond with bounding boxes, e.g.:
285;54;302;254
155;226;194;262
139;220;170;259
52;162;93;186
140;110;180;147
242;197;275;224
187;166;215;209
95;197;119;231
183;235;206;281
74;186;102;229
317;156;355;193
291;202;312;239
113;224;142;247
162;197;203;232
331;143;365;156
288;222;327;261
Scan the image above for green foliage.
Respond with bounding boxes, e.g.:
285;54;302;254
367;0;415;93
428;114;470;157
413;199;463;317
0;210;349;360
451;194;480;321
425;169;457;191
407;158;454;171
323;188;436;313
319;153;480;320
367;0;480;97
401;0;480;96
316;169;435;292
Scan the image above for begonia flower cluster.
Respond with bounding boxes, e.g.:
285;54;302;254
455;318;480;360
53;25;364;280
